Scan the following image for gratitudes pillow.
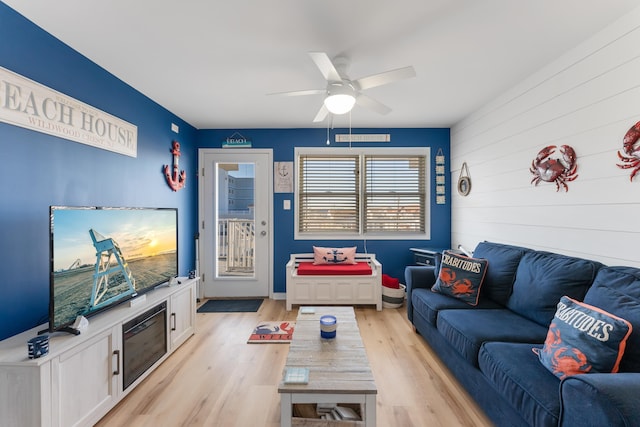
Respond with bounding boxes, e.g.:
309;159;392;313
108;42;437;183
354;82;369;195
313;246;357;265
533;296;633;380
431;251;488;306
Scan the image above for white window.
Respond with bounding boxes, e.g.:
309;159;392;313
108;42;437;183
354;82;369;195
295;147;430;240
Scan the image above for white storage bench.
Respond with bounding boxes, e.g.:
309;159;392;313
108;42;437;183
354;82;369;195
286;253;382;311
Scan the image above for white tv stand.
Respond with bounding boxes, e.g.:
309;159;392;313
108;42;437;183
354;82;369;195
0;277;198;427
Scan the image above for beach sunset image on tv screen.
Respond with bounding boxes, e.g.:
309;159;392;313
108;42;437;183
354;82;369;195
50;207;178;331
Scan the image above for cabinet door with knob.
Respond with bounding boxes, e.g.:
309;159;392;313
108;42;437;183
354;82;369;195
51;325;120;427
169;284;196;350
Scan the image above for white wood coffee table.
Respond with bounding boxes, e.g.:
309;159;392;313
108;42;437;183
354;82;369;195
278;306;377;427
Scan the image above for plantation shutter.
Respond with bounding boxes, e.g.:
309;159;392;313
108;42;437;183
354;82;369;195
363;154;426;233
298;154;360;233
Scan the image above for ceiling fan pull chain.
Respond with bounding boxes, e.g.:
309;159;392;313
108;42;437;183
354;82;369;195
349;110;352;149
326;120;330;145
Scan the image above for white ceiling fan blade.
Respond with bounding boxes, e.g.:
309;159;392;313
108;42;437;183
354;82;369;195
313;104;329;122
355;66;416;90
268;89;325;97
309;52;342;82
356;94;392;115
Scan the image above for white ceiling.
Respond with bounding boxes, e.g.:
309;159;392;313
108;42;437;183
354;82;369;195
3;0;639;130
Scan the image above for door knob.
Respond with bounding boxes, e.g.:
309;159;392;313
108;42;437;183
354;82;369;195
261;230;267;236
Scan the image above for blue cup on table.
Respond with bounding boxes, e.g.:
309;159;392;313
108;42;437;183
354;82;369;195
320;315;337;339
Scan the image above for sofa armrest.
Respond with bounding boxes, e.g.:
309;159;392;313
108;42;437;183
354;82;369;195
559;373;640;427
404;266;436;322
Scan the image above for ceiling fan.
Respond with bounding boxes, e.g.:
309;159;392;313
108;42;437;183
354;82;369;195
269;52;416;122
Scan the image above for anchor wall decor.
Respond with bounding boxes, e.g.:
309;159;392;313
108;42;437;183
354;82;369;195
164;140;186;191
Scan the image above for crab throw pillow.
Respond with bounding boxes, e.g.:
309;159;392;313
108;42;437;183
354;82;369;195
533;296;632;380
313;246;357;265
431;251;488;306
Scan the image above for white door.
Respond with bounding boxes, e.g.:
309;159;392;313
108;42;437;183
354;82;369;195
198;149;272;298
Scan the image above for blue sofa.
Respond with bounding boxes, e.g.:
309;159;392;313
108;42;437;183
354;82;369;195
405;241;640;427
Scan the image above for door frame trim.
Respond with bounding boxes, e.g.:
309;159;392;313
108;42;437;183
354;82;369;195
197;148;273;299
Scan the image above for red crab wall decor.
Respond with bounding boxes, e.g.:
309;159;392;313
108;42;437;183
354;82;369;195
617;120;640;181
529;145;578;192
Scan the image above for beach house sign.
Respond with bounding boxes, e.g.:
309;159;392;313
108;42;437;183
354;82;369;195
0;66;138;157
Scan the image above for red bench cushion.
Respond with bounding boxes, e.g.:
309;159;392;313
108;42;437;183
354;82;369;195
297;261;372;276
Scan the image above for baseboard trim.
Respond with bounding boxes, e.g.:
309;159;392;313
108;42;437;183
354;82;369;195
272;292;286;300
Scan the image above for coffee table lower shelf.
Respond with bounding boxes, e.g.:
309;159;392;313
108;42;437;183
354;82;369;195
280;393;375;427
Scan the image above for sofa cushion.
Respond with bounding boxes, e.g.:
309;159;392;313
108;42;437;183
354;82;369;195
479;342;561;427
583;266;640;372
533;296;632;379
437;309;548;366
506;251;602;327
472;241;529;305
559;373;640;427
411;288;502;326
431;251;488;306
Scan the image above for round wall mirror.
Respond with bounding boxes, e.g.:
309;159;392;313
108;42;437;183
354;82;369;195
457;162;471;196
458;176;471;196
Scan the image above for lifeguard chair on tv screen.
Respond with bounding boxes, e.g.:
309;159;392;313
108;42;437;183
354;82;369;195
89;228;136;310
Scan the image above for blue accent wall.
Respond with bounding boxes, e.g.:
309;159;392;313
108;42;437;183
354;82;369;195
0;3;451;341
197;128;451;294
0;3;198;340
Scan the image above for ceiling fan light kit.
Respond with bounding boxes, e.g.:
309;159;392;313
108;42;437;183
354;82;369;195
324;82;356;115
324;95;354;114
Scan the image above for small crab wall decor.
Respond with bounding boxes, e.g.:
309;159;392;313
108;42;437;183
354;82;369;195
617;120;640;181
530;145;578;192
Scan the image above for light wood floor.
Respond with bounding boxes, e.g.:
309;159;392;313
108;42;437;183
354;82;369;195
96;299;493;427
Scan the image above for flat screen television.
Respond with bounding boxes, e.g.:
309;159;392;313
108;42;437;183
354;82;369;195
48;206;178;334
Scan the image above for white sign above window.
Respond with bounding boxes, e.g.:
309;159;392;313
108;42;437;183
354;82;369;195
335;134;391;143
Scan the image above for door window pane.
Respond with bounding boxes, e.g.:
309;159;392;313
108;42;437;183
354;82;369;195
216;163;255;277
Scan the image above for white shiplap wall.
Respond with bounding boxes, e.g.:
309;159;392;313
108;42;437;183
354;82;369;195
450;6;640;267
